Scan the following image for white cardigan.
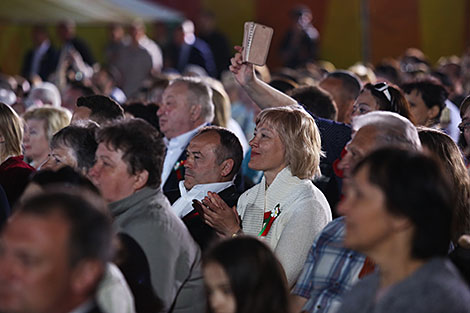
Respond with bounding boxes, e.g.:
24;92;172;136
237;167;332;287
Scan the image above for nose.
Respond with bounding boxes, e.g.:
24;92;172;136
156;104;166;117
184;156;193;169
209;291;225;313
249;135;258;148
337;151;351;177
88;162;101;180
0;253;17;284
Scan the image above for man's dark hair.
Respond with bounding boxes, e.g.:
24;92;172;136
374;63;402;85
352;148;453;259
96;118;165;188
124;102;159;131
14;190;113;267
197;126;243;180
325;70;362;100
50;125;98;171
288;85;338;120
76;95;125;125
401;80;448;113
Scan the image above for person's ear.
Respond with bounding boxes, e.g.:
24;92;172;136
133;170;149;190
427;105;440;121
71;259;104;296
220;159;234;178
189;104;202;122
0;134;4;144
391;215;413;232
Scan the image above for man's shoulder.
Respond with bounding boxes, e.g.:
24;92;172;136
218;185;240;207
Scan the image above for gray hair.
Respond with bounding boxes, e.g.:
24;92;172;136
170;77;214;123
352;111;422;151
25;82;61;108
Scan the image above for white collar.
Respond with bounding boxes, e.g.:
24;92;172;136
35;40;50;54
161;123;207;186
164;123;206;148
172;180;233;218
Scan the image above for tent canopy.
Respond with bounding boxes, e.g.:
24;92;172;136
0;0;183;24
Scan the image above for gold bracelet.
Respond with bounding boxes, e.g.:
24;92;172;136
231;229;243;238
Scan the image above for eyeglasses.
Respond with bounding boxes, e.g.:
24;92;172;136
459;122;470;132
373;82;392;103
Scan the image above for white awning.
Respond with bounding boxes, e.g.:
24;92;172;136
0;0;183;24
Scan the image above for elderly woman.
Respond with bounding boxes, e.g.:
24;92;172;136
349;82;413;122
202;106;332;287
0;102;35;207
203;237;288;313
45;123;98;175
22;105;71;169
337;148;470;313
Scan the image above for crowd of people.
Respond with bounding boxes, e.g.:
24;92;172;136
0;6;470;313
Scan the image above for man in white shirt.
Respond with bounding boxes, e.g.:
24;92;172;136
21;25;58;81
167;126;243;250
157;77;215;197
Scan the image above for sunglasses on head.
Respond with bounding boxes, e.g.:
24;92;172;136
373;82;392;103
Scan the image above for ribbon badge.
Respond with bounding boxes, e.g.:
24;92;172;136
259;203;281;237
174;160;186;180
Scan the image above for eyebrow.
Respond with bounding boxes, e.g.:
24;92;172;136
97;155;114;163
189;150;203;157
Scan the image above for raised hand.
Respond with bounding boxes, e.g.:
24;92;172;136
229;46;255;86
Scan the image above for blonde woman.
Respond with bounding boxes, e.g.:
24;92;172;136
22;105;71;169
0;102;35;206
201;106;332;287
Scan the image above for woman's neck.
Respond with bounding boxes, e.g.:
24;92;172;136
0;153;16;165
264;166;287;187
370;241;426;289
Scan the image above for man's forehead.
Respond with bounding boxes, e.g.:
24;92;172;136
349;126;379;153
164;81;188;96
3;212;70;247
189;132;220;151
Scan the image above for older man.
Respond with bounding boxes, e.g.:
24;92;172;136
157;77;215;197
88;118;204;313
0;190;113;313
291;111;422;313
168;126;243;250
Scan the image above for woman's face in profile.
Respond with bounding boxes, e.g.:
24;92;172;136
338;165;406;254
23;118;49;162
350;89;379;120
460;106;470;146
203;262;236;313
248;122;286;176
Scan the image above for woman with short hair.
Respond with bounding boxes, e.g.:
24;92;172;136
22;105;71;169
337;148;470;313
202;106;332;287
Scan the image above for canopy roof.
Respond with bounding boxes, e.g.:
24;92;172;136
0;0;183;24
